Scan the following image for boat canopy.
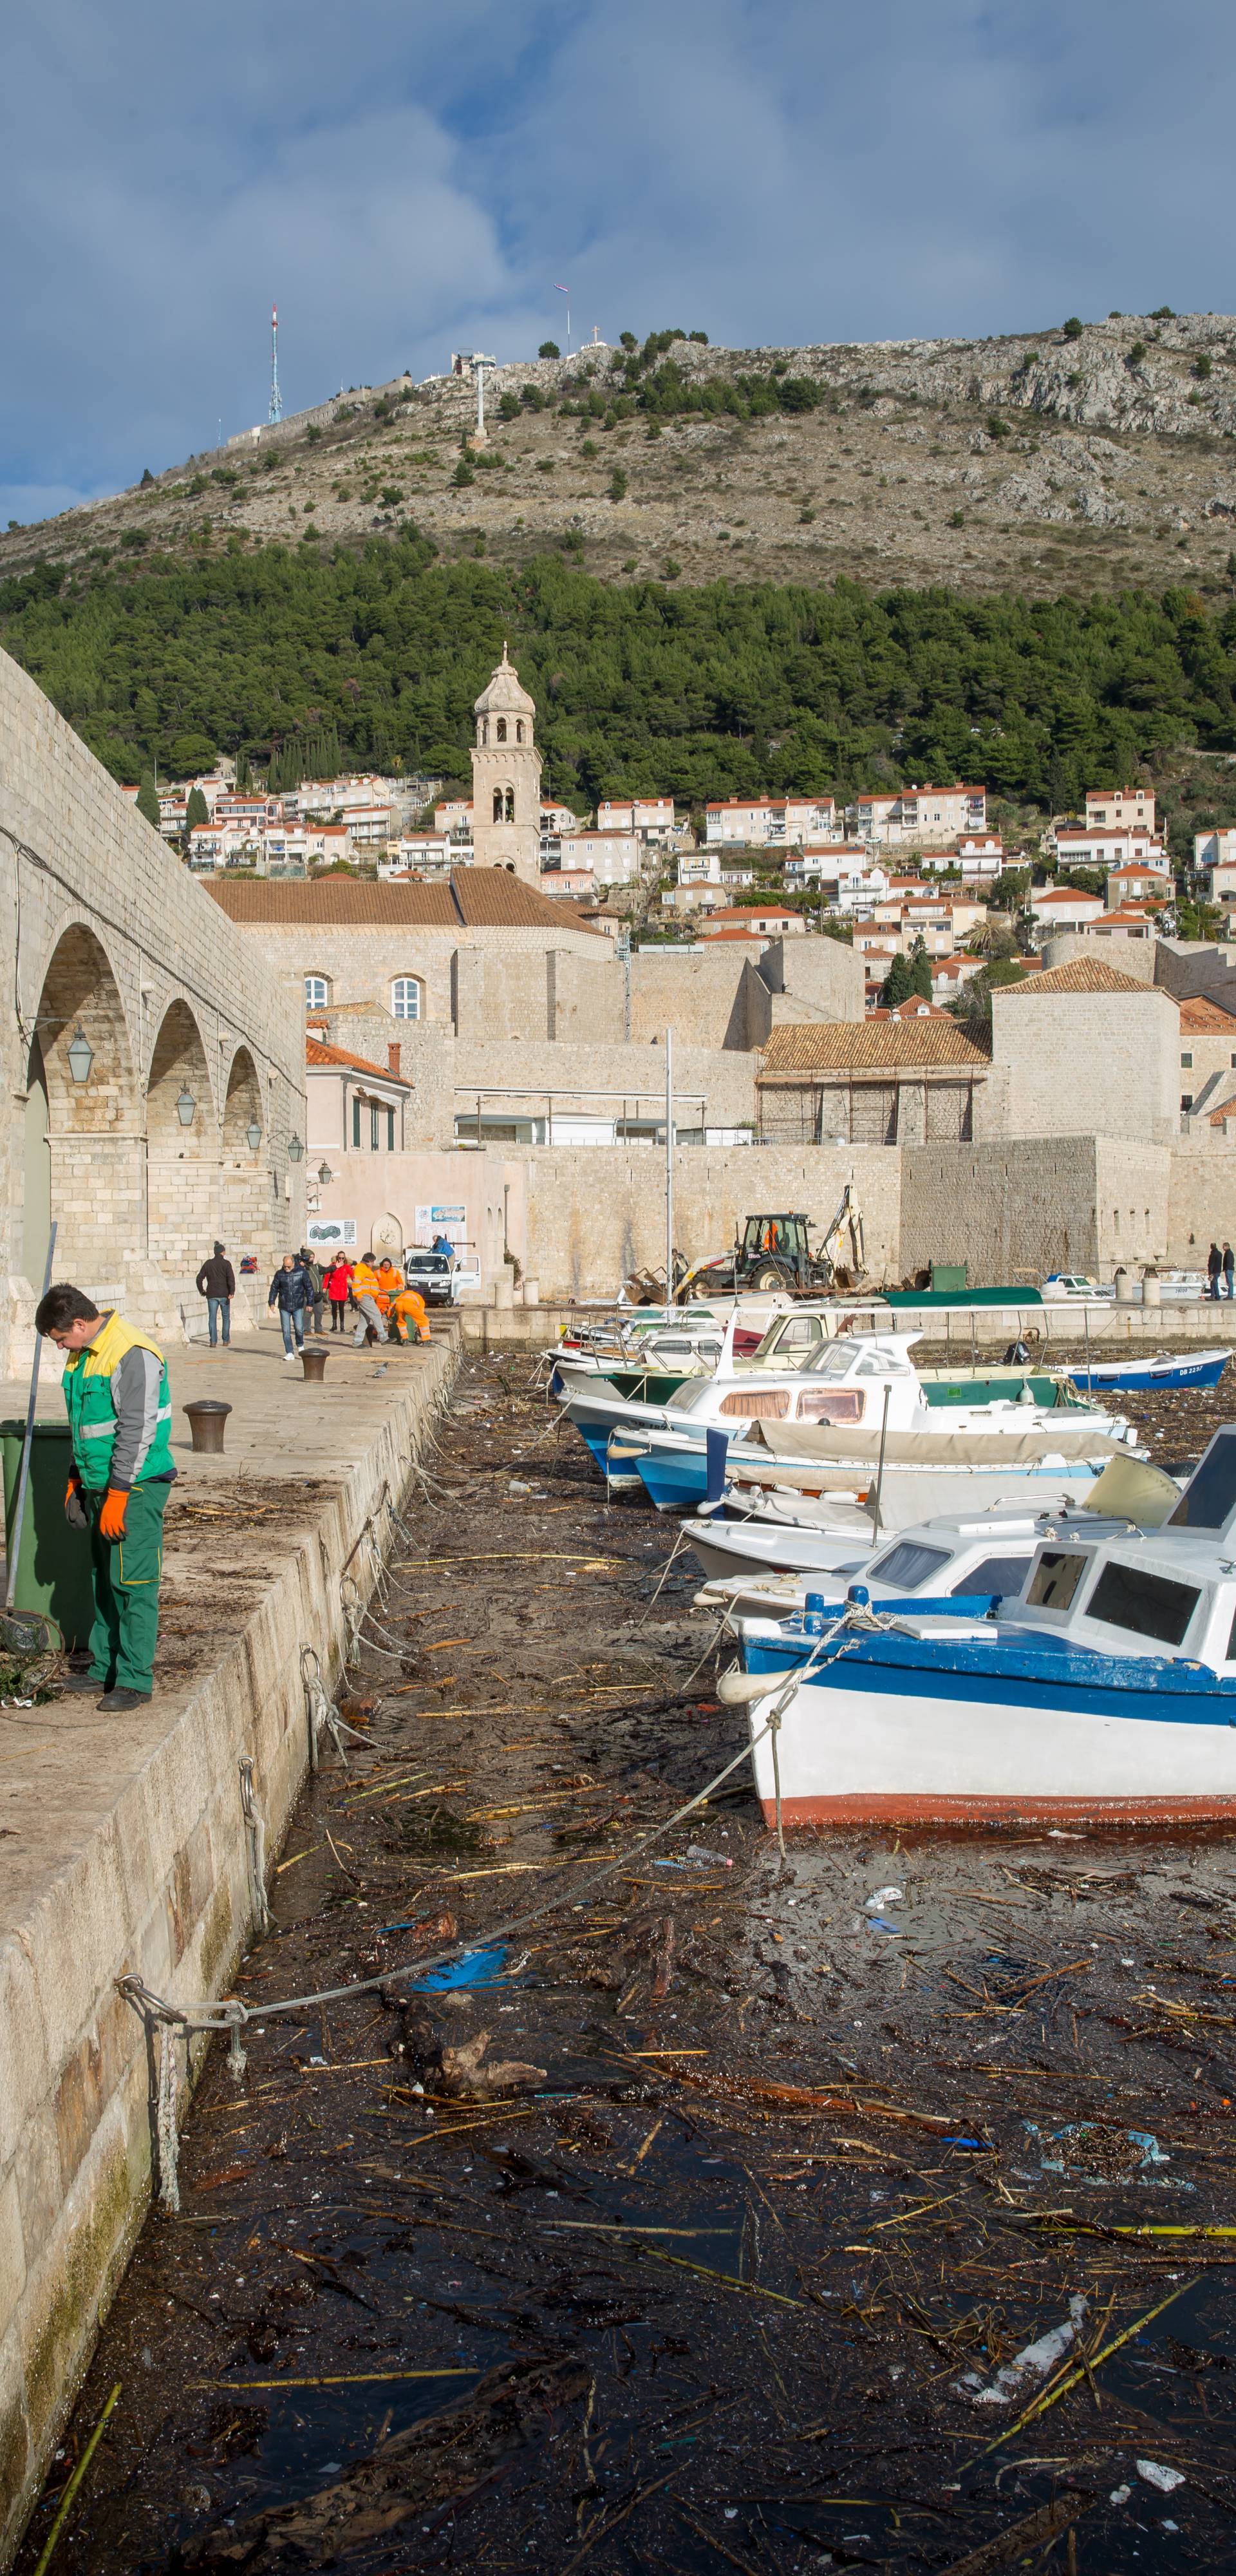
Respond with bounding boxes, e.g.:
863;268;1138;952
749;1420;1129;1468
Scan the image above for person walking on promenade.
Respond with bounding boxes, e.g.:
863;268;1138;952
326;1255;353;1331
1224;1244;1235;1302
195;1241;236;1347
350;1252;387;1347
299;1247;326;1336
36;1284;176;1710
1208;1243;1222;1299
268;1251;312;1359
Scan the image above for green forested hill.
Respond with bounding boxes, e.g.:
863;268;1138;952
3;534;1236;816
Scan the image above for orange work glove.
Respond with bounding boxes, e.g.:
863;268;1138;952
98;1488;129;1541
64;1473;87;1530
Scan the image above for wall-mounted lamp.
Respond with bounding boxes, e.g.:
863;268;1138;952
66;1027;95;1085
175;1086;196;1128
317;1162;334;1188
288;1133;304;1163
246;1118;262;1151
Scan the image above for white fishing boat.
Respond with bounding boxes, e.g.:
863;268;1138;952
677;1420;1150;1580
719;1429;1236;1828
692;1455;1182;1627
568;1332;1121;1465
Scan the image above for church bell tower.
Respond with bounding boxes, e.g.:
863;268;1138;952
470;646;542;884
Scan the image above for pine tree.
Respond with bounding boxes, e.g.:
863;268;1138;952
880;953;913;1008
186;785;209;829
908;940;933;1000
136;773;160;829
235;747;251;789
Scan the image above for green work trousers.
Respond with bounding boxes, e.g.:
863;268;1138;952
86;1479;169;1696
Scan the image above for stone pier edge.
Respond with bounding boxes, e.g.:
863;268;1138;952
460;1296;1236;1352
0;1329;460;2570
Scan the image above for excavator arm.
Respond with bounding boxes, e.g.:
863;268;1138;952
814;1181;865;1284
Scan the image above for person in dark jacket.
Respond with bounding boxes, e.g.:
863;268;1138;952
1225;1244;1235;1302
268;1253;312;1359
299;1247;326;1336
1208;1243;1223;1299
196;1241;236;1346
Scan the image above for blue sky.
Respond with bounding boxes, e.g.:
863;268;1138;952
3;0;1232;529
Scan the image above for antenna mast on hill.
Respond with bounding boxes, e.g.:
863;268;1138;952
268;303;283;425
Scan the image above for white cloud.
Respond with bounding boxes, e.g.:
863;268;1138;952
4;0;1236;514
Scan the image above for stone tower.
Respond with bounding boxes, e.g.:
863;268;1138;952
470;646;542;884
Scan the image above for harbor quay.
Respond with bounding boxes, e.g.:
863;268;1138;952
0;1323;458;2568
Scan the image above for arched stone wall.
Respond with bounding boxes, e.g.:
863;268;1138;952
145;1000;217;1276
220;1047;275;1270
29;923;145;1288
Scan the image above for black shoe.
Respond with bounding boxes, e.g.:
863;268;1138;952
60;1672;106;1694
98;1687;151;1712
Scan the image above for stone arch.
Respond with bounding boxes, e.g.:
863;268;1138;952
29;922;143;1287
516;719;524;744
146;1000;216;1276
220;1046;273;1273
496;717;507;743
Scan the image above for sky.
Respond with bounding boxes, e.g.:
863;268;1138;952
4;0;1234;530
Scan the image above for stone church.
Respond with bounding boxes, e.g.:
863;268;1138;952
470;647;541;882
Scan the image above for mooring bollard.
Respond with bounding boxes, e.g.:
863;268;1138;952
301;1346;329;1384
182;1399;232;1455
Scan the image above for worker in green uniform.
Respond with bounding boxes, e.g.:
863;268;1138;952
35;1283;177;1710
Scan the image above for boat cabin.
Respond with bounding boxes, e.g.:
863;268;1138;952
1009;1427;1236;1672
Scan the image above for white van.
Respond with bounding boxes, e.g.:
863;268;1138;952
404;1245;483;1305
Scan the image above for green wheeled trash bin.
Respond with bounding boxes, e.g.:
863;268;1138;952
0;1419;97;1651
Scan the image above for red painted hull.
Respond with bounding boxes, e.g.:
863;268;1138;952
760;1792;1236;1830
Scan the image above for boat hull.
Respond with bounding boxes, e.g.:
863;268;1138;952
741;1647;1236;1828
1067;1352;1228;1394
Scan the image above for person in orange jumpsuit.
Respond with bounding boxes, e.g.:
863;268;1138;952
386;1285;431;1345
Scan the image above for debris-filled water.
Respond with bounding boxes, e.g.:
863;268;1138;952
21;1349;1236;2573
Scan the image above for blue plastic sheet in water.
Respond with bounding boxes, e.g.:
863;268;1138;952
406;1943;512;1993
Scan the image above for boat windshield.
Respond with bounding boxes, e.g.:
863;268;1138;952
1086;1558;1201;1648
957;1552;1032;1599
1169;1428;1236;1530
868;1539;950;1588
796;1340;863;1379
1026;1549;1090;1611
672;1381;719;1416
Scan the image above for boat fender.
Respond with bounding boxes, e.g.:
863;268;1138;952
716;1668;778;1705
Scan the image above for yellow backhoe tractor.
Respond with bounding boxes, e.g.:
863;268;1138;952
677;1183;866;1301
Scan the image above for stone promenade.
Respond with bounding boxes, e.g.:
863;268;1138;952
0;1320;459;2569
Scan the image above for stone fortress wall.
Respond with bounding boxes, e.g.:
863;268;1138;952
0;648;306;1371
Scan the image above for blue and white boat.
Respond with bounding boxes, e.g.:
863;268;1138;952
1066;1348;1228;1395
718;1426;1236;1830
567;1333;1129;1497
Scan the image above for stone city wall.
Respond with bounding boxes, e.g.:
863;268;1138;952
988;984;1180;1144
521;1143;901;1298
0;650;306;1370
310;1141;899;1295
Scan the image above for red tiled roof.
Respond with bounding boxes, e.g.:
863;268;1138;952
998;958;1156;997
306;1037;411;1086
1181;996;1236;1034
206;867;599;933
760;1018;991;1073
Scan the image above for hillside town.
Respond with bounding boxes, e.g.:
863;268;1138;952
131;715;1224;1020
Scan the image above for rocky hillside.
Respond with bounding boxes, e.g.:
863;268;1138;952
8;312;1236;598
